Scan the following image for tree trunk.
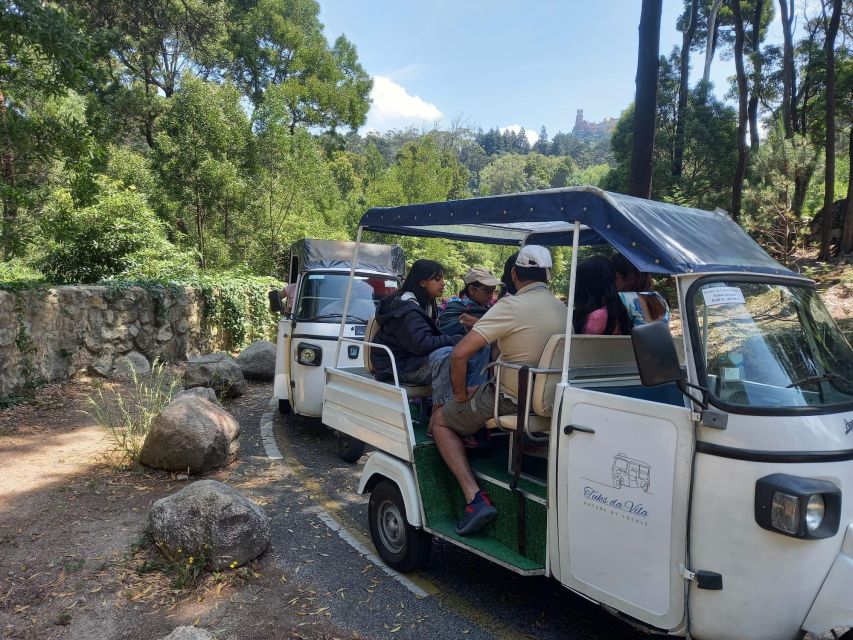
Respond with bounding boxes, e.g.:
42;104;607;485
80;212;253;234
730;0;749;223
703;0;724;86
747;0;765;152
0;89;17;261
778;0;795;138
819;0;842;261
674;0;699;177
629;0;663;199
841;125;853;256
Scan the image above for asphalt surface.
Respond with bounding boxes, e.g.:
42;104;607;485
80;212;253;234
243;387;648;640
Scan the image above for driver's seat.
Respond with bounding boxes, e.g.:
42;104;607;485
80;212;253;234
363;317;432;398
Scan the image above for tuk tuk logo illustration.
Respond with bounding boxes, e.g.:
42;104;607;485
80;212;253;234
845;418;853;436
611;453;651;493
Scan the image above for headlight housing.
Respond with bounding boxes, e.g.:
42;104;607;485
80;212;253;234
755;474;841;539
296;342;322;367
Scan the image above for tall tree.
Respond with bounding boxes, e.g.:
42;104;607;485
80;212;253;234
818;0;842;260
674;0;699;177
629;0;663;198
778;0;796;138
730;0;749;222
230;0;371;133
746;0;767;151
702;0;725;85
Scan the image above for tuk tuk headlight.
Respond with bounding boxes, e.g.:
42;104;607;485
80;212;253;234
296;343;322;367
756;474;840;540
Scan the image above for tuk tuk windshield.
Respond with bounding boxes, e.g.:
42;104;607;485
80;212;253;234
295;273;399;324
691;281;853;414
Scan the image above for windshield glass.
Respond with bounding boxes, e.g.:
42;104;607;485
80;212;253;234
295;273;399;324
690;281;853;413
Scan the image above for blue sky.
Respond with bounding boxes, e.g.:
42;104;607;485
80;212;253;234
318;1;749;141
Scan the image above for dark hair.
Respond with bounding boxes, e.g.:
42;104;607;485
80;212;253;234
610;254;652;291
572;256;631;335
610;254;667;320
499;252;519;299
397;259;444;315
514;265;548;283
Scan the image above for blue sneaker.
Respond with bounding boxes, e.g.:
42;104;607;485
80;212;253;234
455;490;497;535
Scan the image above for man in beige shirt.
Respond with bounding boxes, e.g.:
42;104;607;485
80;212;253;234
430;245;567;535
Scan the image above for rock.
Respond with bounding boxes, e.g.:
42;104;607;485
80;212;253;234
184;352;245;398
173;387;218;403
110;351;151;380
148;480;270;571
157;625;215;640
140;396;240;474
89;355;115;378
235;341;276;381
156;326;174;342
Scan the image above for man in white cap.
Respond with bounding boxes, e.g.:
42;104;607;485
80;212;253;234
429;245;567;535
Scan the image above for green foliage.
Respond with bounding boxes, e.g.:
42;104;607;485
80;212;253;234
197;273;281;349
86;360;181;469
38;177;192;284
0;258;45;290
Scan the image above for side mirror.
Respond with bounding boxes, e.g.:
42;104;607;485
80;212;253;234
268;289;283;313
631;321;685;387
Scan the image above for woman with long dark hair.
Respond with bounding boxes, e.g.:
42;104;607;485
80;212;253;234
572;256;631;335
371;259;460;387
610;253;670;326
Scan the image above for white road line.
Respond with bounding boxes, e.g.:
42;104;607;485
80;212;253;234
260;399;431;599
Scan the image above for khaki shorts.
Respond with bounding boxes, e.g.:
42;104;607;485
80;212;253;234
442;381;518;436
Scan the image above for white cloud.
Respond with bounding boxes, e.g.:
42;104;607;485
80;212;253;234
499;124;539;147
369;76;442;126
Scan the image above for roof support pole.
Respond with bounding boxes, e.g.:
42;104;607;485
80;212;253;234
561;222;581;385
334;226;364;367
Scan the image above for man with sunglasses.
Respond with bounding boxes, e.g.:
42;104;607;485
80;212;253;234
437;267;500;336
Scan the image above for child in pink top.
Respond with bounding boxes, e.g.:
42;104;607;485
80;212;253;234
572;256;631;335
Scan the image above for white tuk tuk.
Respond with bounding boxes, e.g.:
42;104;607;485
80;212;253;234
320;187;853;640
269;239;404;460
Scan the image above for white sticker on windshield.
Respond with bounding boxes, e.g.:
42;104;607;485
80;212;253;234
702;286;746;306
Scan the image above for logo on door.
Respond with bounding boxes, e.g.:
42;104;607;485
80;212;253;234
845;418;853;436
611;453;651;493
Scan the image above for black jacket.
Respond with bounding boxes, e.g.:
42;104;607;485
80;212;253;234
371;294;459;381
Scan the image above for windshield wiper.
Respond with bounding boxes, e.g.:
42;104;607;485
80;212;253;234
310;313;370;324
786;373;845;389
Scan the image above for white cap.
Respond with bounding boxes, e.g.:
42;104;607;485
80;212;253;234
515;245;553;280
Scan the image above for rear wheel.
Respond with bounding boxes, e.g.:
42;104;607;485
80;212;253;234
368;480;431;572
278;398;291;415
337;433;366;462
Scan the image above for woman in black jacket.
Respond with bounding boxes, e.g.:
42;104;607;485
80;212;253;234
371;260;461;391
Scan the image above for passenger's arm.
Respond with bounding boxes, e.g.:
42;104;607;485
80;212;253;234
396;315;457;356
450;331;488;402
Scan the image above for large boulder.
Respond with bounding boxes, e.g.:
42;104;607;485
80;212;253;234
173;386;218;404
110;351;151;380
235;340;276;381
184;352;245;398
140;396;240;474
148;480;270;571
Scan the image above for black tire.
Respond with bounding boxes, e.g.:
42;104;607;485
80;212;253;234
278;398;291;415
338;433;366;463
368;480;432;573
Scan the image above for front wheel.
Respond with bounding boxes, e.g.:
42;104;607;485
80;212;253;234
338;433;366;463
368;480;431;573
278;398;292;415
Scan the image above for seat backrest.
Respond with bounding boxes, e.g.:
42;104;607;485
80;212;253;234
363;316;380;374
531;334;565;417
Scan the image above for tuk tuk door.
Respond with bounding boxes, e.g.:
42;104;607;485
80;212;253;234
554;385;694;630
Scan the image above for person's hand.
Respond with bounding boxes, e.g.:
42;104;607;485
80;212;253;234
459;313;477;331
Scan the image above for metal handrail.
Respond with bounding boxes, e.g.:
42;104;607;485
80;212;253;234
337;336;401;387
485;361;558;440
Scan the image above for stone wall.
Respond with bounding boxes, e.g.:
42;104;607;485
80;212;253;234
0;286;234;398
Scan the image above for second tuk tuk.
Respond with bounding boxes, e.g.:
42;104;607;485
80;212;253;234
319;186;853;640
269;239;404;460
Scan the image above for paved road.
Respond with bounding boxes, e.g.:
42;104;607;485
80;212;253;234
254;394;648;640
